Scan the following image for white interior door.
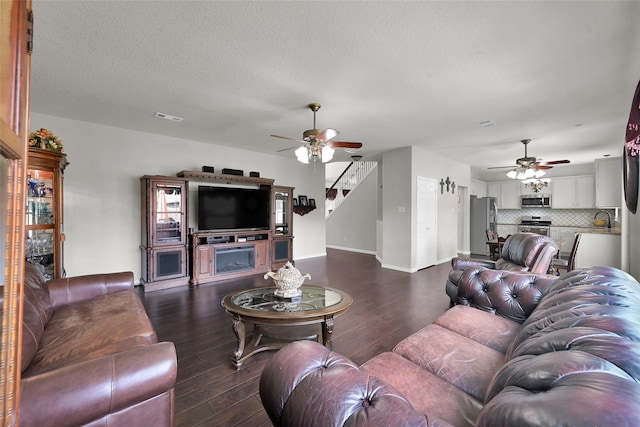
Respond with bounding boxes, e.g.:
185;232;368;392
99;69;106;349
417;177;438;269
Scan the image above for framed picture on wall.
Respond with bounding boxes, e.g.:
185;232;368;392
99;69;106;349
299;195;308;206
309;199;316;208
293;197;299;207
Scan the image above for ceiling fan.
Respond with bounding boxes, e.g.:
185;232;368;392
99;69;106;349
488;139;570;179
271;103;363;164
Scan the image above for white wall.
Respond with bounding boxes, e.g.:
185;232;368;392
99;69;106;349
412;146;471;265
378;146;471;272
326;166;378;253
30;113;327;282
381;148;413;271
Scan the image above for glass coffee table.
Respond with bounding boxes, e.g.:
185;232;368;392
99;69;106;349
221;285;352;369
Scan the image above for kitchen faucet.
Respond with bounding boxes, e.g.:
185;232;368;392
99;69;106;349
594;211;612;229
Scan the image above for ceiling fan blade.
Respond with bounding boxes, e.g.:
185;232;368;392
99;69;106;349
315;128;339;142
538;159;570;165
276;146;302;153
270;134;305;143
535;165;553;170
330;141;363;149
487;165;516;170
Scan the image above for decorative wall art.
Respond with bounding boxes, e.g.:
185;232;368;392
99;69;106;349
624;79;639;213
440;177;456;194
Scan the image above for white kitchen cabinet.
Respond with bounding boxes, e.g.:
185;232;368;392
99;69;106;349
575;233;621;269
595;157;622;208
500;181;521;209
487;181;520;209
487;182;499;199
470;179;487;197
551;175;594;209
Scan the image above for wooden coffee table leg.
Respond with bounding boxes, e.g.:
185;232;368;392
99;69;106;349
322;315;335;348
231;314;246;369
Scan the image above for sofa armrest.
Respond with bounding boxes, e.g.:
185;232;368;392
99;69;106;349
46;271;134;307
20;342;176;427
451;257;496;271
260;340;430;427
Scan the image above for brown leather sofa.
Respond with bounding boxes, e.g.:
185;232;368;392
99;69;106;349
260;266;640;426
445;232;558;305
19;262;177;427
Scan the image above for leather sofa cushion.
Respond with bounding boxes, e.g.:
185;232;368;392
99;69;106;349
393;323;506;402
22;263;53;372
492;260;528;272
23;290;157;377
434;305;520;354
362;352;480;427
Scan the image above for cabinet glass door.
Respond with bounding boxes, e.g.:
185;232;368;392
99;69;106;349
274;189;290;235
26;167;57;279
154;183;184;245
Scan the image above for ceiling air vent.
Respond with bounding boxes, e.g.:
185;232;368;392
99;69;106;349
155;112;184;122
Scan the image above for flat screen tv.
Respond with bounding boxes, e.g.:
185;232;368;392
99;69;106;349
197;186;270;231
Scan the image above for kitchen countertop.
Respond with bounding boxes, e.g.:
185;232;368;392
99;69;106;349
497;223;621;235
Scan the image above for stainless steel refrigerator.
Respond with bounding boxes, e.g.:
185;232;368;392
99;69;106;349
470;196;497;256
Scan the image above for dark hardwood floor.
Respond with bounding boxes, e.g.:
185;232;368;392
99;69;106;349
139;248;452;426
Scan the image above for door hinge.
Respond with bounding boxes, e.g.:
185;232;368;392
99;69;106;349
27;10;34;55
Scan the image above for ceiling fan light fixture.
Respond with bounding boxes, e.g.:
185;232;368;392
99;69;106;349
321;146;335;163
497;139;569;180
295;146;309;164
523;178;551;193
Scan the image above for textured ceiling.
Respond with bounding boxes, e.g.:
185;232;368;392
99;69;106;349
30;1;640;180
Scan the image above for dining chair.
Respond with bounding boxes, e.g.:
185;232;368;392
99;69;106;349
552;233;581;275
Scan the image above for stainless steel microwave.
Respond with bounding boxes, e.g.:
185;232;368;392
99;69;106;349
521;195;551;208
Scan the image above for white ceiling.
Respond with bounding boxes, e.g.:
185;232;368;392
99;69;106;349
30;1;640;181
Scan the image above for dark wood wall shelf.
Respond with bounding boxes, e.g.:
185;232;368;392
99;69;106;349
177;170;274;186
293;206;316;216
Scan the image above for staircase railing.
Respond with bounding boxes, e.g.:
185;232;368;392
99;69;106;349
326;161;377;217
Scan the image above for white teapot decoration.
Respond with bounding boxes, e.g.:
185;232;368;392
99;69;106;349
264;261;311;298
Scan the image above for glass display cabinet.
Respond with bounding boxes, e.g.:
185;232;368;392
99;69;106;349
271;185;294;269
140;176;190;291
26;147;68;280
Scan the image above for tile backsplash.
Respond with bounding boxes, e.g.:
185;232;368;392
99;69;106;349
498;208;618;227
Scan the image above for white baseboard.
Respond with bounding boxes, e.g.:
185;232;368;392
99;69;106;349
326;245;376;255
294;252;327;261
380;263;414;273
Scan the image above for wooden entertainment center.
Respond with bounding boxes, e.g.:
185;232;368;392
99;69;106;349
140;170;294;291
189;230;270;285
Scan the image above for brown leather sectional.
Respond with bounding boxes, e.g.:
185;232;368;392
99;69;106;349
19;262;176;427
260;266;640;426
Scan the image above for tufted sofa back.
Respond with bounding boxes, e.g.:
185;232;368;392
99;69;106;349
495;233;558;274
456;266;557;323
476;266;640;427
